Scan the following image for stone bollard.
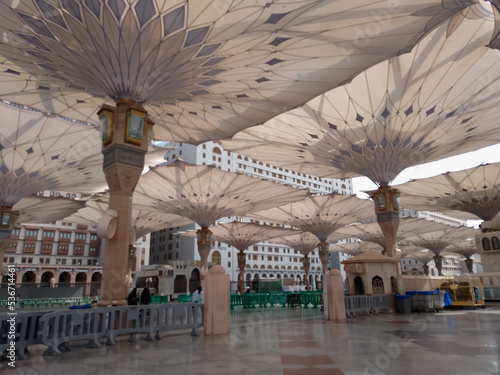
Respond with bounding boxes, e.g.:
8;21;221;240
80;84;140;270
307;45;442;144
204;265;230;335
327;269;346;322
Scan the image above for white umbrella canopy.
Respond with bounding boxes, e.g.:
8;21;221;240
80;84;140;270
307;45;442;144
448;239;477;259
404;249;435;266
246;193;375;242
398;163;500;221
13;195;85;224
64;194;193;240
328;217;451;248
400;226;478;256
0;100;173;207
220;6;500;185
0;100;104;206
272;232;320;256
0;1;479;144
134;161;309;227
329;240;384;257
180;221;300;251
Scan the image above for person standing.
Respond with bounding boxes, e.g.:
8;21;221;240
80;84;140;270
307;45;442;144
127;288;138;305
15;295;20;310
140;287;151;305
192;286;202;303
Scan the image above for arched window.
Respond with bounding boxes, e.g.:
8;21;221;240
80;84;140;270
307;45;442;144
492;237;500;250
372;276;384;294
213;147;222;155
482;237;492;251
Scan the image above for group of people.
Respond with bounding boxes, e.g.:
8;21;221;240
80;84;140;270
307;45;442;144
127;287;151;305
127;286;205;304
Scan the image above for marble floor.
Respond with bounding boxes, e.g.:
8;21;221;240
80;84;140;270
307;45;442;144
2;304;500;375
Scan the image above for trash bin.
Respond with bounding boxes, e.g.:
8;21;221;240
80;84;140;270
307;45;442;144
394;294;412;314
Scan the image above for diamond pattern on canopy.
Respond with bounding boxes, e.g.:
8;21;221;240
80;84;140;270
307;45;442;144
328;217;450;248
0;0;477;144
0;100;171;207
220;6;500;185
134;161;309;227
64;195;192;240
398;163;500;221
247;193;375;242
0;100;104;205
13;195;85;224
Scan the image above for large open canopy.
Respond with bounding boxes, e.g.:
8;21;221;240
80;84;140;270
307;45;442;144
13;195;85;224
135;161;309;227
329;217;450;250
0;100;104;206
398;163;500;221
64;194;193;240
0;0;476;144
184;221;300;252
247;193;375;243
329;240;384;257
219;5;500;185
401;226;478;275
133;160;309;276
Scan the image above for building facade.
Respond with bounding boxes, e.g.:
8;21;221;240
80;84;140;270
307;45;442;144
149;141;354;289
2;191;104;289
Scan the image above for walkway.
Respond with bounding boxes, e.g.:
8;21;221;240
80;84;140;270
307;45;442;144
3;305;500;374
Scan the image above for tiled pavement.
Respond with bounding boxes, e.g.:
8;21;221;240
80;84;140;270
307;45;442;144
3;304;500;375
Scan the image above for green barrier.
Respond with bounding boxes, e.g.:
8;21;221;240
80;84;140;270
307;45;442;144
241;294;256;309
269;292;287;307
151;295;169;304
230;294;242;309
253;293;270;308
177;294;193;303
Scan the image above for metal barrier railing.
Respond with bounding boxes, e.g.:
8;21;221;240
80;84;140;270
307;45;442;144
345;295;392;318
0;303;204;359
370;295;391;314
1;310;50;359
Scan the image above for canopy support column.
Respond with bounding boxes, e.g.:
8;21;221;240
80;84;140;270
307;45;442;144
197;227;212;286
423;264;430;276
302;255;311;291
465;258;474;273
237;249;246;293
318;241;329;318
433;255;444;276
371;186;401;260
97;100;152;306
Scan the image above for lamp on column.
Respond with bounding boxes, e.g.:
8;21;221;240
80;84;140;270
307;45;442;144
99;109;114;145
0;206;19;229
125;109;146;145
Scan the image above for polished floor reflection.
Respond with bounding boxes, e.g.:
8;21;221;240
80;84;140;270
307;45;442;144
3;304;500;375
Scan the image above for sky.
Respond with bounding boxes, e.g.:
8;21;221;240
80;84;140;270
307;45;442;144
352;143;500;227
